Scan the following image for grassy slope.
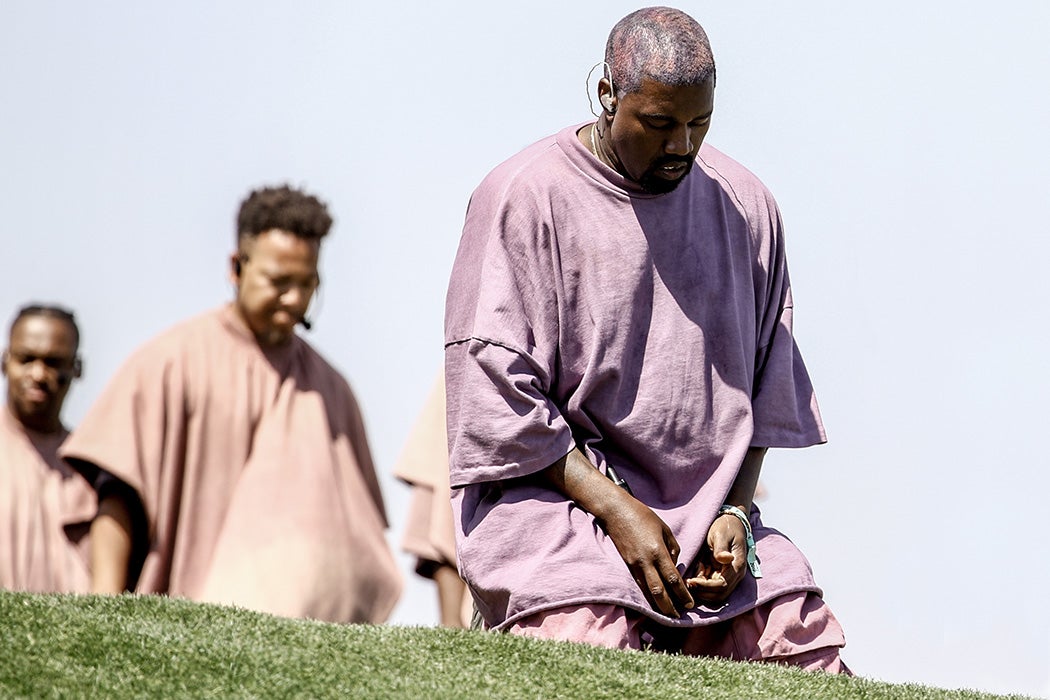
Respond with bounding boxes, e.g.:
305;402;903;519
0;592;1032;700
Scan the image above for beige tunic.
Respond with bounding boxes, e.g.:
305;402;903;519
393;375;472;626
61;305;402;623
0;407;94;592
393;376;457;568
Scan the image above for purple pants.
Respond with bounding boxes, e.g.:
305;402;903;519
508;591;851;674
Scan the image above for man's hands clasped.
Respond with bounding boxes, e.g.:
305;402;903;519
602;498;750;615
540;450;753;618
685;510;749;605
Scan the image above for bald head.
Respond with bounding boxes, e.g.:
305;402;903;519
605;6;715;96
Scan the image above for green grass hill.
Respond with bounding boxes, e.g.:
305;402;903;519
0;592;1032;699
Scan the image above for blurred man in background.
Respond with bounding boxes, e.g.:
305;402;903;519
62;185;402;622
395;374;472;628
1;303;95;592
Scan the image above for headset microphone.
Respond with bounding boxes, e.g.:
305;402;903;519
299;317;312;331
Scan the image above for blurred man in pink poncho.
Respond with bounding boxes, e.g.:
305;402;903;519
394;374;472;628
62;185;401;623
1;304;94;592
445;7;849;671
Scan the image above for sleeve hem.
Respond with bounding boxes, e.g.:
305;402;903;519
750;430;827;449
450;436;576;489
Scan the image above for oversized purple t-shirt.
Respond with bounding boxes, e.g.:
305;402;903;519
445;123;827;631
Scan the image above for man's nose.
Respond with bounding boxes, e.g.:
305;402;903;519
27;360;49;382
280;285;310;310
665;125;693;156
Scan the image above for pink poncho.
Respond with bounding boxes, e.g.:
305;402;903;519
62;305;402;623
0;407;94;592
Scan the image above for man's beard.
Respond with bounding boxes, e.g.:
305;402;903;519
639;156;694;194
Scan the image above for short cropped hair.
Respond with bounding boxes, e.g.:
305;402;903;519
8;304;80;350
605;6;716;96
236;184;333;243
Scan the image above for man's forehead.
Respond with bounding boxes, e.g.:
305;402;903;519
630;76;714;100
9;316;77;352
624;77;714;115
242;229;320;256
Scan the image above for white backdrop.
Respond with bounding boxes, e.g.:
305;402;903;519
2;3;1047;696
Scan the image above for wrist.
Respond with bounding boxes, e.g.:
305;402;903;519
587;478;637;525
720;502;750;518
716;504;763;579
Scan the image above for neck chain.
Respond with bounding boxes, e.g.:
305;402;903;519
590;122;610;168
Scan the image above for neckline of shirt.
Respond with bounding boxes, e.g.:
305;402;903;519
556;122;685;199
216;303;300;372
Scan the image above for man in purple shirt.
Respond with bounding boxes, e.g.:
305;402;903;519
444;7;849;672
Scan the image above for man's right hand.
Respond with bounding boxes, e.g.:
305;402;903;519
538;449;694;617
598;494;694;616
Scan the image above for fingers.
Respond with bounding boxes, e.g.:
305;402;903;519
708;519;737;559
628;530;693;616
607;501;696;616
686;560;734;604
666;536;680;562
708;515;747;572
663;530;693;610
685;517;751;604
686;548;726;590
686;573;727;594
635;558;692;617
638;567;678;617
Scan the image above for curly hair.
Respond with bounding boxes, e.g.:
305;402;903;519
8;303;80;350
605;6;715;96
236;184;333;243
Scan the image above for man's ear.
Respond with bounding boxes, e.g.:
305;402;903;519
598;78;617;114
229;252;243;285
72;356;83;380
1;349;7;377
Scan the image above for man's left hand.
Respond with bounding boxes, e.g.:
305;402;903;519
686;512;748;604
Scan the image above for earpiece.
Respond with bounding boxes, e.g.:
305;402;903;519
233;258;243;276
586;61;620;119
55;358;82;387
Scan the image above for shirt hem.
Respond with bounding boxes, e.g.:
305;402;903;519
492;583;825;632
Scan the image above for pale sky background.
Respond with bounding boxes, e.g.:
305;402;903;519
2;2;1047;697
